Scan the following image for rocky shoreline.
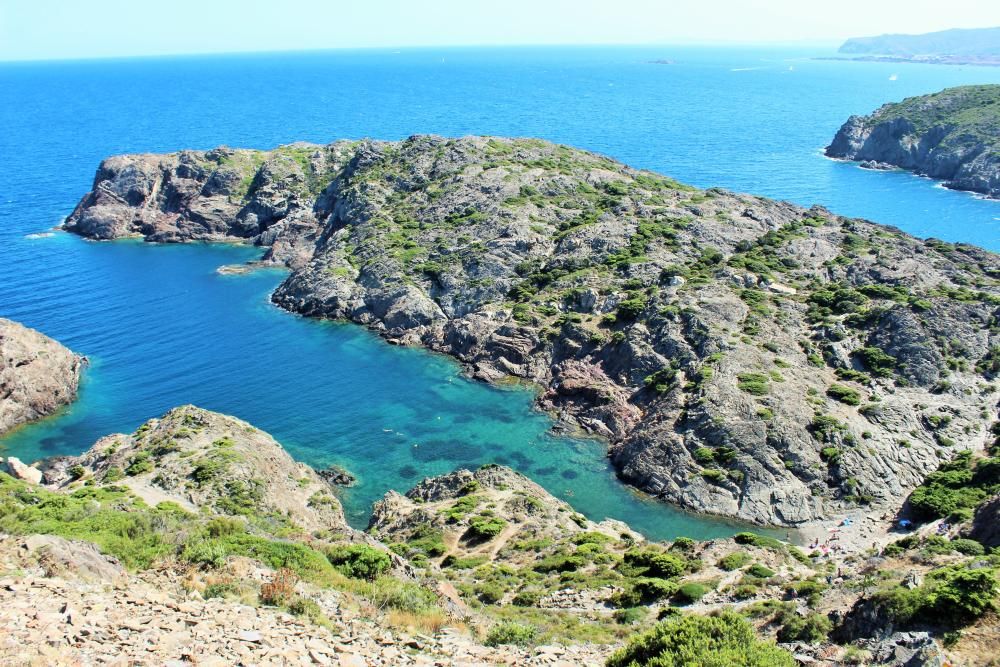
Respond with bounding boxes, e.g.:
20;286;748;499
64;135;1000;529
826;85;1000;199
0;318;83;436
2;404;995;665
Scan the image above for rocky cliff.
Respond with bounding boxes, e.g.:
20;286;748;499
0;318;82;435
826;85;1000;198
66;136;1000;527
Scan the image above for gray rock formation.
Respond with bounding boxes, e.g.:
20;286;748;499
43;405;351;533
369;464;640;551
0;318;82;435
65;136;1000;527
826;85;1000;198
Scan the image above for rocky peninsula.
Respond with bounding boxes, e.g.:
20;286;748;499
0;318;82;436
826;85;1000;198
64;135;1000;529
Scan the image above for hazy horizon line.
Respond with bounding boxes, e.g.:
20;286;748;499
0;39;845;65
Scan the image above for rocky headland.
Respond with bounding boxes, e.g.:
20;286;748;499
64;135;1000;530
0;318;82;436
826;85;1000;198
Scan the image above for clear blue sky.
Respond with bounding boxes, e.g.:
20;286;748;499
2;0;999;62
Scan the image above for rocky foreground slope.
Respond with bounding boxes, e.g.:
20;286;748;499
826;85;1000;198
0;318;82;436
2;406;997;665
65;135;1000;527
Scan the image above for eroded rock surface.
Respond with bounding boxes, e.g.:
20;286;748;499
42;405;349;533
0;318;82;435
66;136;1000;526
826;85;1000;198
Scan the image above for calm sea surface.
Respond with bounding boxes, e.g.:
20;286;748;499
2;46;999;538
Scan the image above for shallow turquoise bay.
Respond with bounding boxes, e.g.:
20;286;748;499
2;46;999;539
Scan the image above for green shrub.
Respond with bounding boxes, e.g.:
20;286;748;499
443;555;489;569
623;548;686;579
484;621;538;647
617;295;648;321
443;494;481;522
572;532;613;546
908;453;993;521
951;539;986;556
183;534;334;582
826;384;861;406
673;582;708;604
737;373;770;396
476;582;505;604
287;596;325;624
854;346;896;378
670;537;695;552
784;579;827;607
365;577;438;613
512;589;542;607
875;563;998;628
613;578;679;607
717;551;752;571
776;611;832;643
405;525;446;558
614;607;649;625
606;611;794;667
191;457;227;485
534;553;584;573
68;465;86;480
468;515;507;540
734;533;785;551
693;447;716;464
325;544;391;580
748;564;776;579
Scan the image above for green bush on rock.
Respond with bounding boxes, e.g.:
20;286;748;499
606;611;795;667
325;544;392;581
484;621;538;647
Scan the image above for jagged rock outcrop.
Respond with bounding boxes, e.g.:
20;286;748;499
370;464;641;555
66;136;1000;526
826;85;1000;198
42;405;350;533
0;318;82;435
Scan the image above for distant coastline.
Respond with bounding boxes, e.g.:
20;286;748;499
815;55;1000;67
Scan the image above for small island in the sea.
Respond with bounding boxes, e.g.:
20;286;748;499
826;84;1000;199
820;26;1000;66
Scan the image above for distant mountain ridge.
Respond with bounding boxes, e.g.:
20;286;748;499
839;26;1000;62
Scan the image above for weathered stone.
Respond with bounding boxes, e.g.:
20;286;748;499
0;319;82;436
4;457;43;485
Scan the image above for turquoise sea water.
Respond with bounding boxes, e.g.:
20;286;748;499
2;46;1000;538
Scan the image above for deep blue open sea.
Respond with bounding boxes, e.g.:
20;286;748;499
2;46;1000;538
